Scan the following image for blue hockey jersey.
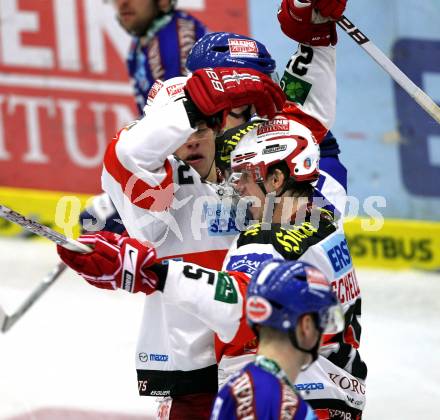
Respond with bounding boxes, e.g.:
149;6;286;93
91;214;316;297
126;10;206;115
211;356;317;420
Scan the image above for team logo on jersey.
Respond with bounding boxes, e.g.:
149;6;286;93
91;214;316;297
246;296;272;322
227;253;272;275
149;353;169;362
147;80;164;104
166;83;185;99
228;39;259;58
257;119;289;136
203;203;241;236
138;352;149;362
215;272;238;304
295;382;325;392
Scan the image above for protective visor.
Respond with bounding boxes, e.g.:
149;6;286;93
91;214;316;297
318;303;345;335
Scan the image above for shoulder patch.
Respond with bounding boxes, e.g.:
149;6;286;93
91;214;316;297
215;272;238;304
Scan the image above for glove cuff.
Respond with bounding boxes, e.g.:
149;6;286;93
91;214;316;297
142;263;169;292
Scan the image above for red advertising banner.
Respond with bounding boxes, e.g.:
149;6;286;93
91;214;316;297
0;0;249;195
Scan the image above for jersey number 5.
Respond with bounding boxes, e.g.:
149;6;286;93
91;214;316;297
183;265;215;285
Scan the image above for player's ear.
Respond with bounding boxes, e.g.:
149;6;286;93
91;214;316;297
297;314;319;348
269;168;286;190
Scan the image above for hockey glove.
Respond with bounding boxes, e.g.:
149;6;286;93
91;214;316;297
184;67;285;130
316;0;347;20
57;231;164;295
277;0;339;46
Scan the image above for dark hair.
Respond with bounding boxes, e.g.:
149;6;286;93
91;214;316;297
267;161;314;198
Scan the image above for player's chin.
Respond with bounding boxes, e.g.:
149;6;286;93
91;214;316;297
186;157;205;171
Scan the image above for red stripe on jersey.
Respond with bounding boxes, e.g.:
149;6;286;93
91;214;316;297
343;325;360;349
158;249;228;270
315;408;331;419
104;136;174;211
216;271;256;362
282;103;328;143
322;333;337;346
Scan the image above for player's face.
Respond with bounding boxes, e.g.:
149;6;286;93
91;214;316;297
113;0;160;35
175;123;217;182
233;171;269;220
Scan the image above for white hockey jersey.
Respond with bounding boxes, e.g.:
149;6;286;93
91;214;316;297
102;99;239;396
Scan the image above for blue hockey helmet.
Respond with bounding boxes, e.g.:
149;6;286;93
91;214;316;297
186;32;276;76
246;260;343;336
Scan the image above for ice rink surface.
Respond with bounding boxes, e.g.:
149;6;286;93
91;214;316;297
1;238;440;420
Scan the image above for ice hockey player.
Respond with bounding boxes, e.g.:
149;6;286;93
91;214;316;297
78;31;277;234
211;259;343;420
112;0;206;115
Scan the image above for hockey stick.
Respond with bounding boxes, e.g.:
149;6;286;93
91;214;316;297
0;204;92;333
337;15;440;124
0;262;67;333
0;204;91;252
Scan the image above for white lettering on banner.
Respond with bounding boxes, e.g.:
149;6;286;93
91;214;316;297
0;0;129;72
0;95;136;168
54;0;80;70
0;73;132;94
0;95;10;160
110;104;137;129
59;100;107;168
8;95;55;163
84;0;130;73
0;0;54;68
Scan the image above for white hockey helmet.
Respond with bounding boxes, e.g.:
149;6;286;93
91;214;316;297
230;116;320;184
143;76;188;113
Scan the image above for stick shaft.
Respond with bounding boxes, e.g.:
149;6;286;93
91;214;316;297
337;15;440;124
0;204;91;253
1;262;67;332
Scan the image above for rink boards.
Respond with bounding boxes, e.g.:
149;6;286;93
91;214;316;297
1;186;439;272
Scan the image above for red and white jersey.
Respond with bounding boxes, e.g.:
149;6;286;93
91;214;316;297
160;212;366;413
102;98;238;396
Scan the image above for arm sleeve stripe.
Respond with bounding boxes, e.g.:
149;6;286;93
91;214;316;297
103;136;174;211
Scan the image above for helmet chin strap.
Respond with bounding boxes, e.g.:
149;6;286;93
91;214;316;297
257;177;289;198
288;328;322;370
201;156;216;182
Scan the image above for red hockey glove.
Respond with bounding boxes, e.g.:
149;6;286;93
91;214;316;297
57;231;162;294
316;0;347;20
277;0;338;46
184;67;285;129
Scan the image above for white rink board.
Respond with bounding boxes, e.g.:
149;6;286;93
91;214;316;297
1;238;440;419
